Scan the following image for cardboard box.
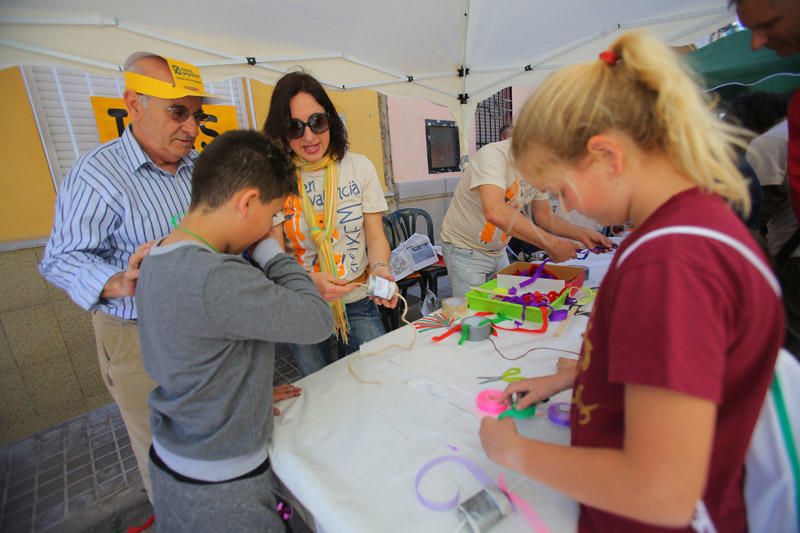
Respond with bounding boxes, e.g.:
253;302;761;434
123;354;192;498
499;262;586;291
465;262;586;323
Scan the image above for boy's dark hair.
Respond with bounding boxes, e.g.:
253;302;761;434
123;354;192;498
190;130;297;210
262;71;348;160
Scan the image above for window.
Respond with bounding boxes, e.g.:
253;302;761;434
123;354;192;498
425;119;460;173
474;87;512;150
22;65;248;189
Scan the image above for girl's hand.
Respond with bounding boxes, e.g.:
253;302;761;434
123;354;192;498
480;417;519;466
499;358;578;409
498;374;570;409
272;384;302;415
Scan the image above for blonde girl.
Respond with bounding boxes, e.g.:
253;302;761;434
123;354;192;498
479;30;784;531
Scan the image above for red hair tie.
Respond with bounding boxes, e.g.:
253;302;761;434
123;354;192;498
598;50;619;65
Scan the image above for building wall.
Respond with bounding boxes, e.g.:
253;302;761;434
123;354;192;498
385;97;461;242
385;90;531;243
511;86;536;121
0;67;55;244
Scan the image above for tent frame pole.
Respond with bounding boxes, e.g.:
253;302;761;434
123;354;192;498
0;39;118;71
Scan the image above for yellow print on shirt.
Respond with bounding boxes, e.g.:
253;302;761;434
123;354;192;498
573;385;600;425
478;179;519;245
572;319;600;425
283;195;346;277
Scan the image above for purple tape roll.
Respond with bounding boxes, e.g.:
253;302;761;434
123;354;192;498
547;402;571;428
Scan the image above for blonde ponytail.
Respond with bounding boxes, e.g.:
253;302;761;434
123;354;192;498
512;29;751;214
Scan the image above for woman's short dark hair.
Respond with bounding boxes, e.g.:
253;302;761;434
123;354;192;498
262;71;348;160
190;130;296;210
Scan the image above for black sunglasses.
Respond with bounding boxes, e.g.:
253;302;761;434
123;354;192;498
286;112;330;139
165;104;211;126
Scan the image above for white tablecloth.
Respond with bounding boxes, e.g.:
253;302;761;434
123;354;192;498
270;249;618;533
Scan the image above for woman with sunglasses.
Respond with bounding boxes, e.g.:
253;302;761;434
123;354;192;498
263;71;397;376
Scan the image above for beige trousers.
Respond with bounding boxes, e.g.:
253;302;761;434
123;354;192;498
92;311;156;502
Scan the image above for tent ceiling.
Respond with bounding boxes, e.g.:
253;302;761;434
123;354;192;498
0;0;735;145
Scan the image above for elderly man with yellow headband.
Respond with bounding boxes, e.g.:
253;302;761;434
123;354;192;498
40;52;221;504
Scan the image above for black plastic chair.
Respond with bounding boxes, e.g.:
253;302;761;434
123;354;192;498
390;208;448;295
380;215;426;331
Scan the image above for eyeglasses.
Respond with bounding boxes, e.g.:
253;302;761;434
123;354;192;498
286;112;330;139
142;95;211;126
165;104;211;126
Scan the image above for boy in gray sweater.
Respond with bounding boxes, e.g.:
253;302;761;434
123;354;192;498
136;130;333;531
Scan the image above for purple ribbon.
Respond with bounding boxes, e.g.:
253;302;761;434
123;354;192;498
518;259;550;288
415;455;494;511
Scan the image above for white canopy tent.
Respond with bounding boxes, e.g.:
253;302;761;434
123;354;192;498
0;0;735;152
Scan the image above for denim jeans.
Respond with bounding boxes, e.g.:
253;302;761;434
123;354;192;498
289;297;386;376
441;242;509;298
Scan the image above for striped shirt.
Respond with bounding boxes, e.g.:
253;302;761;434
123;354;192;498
39;126;195;320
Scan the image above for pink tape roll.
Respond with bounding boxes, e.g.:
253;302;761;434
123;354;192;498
476;389;507;415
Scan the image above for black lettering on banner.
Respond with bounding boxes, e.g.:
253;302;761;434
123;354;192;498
107;108;129;137
199;114;219;149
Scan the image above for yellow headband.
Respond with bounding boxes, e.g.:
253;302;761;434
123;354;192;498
124;56;224;102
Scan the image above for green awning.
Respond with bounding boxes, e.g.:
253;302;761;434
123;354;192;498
685;29;800;95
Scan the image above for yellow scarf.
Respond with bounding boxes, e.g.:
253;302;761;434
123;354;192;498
293;154;349;343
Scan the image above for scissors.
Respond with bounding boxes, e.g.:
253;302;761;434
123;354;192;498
477;367;524;384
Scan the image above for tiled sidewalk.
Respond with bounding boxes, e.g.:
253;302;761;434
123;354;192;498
1;404;149;533
0;345;305;533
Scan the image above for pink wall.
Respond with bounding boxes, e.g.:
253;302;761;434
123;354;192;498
512;86;536;122
387;97;477;183
387;86;538;183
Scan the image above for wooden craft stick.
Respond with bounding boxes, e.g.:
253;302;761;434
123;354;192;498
468;286;504;298
553;306;578;338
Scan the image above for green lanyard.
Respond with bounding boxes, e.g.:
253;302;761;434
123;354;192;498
170;213;219;253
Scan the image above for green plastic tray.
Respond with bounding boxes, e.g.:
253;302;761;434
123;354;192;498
464;278;567;323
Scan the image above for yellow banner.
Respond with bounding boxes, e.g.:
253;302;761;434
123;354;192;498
90;96;238;151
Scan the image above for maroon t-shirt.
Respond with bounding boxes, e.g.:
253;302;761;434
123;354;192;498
787;90;800;219
571;188;784;532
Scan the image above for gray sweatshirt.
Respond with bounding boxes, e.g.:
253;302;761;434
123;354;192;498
136;239;333;482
